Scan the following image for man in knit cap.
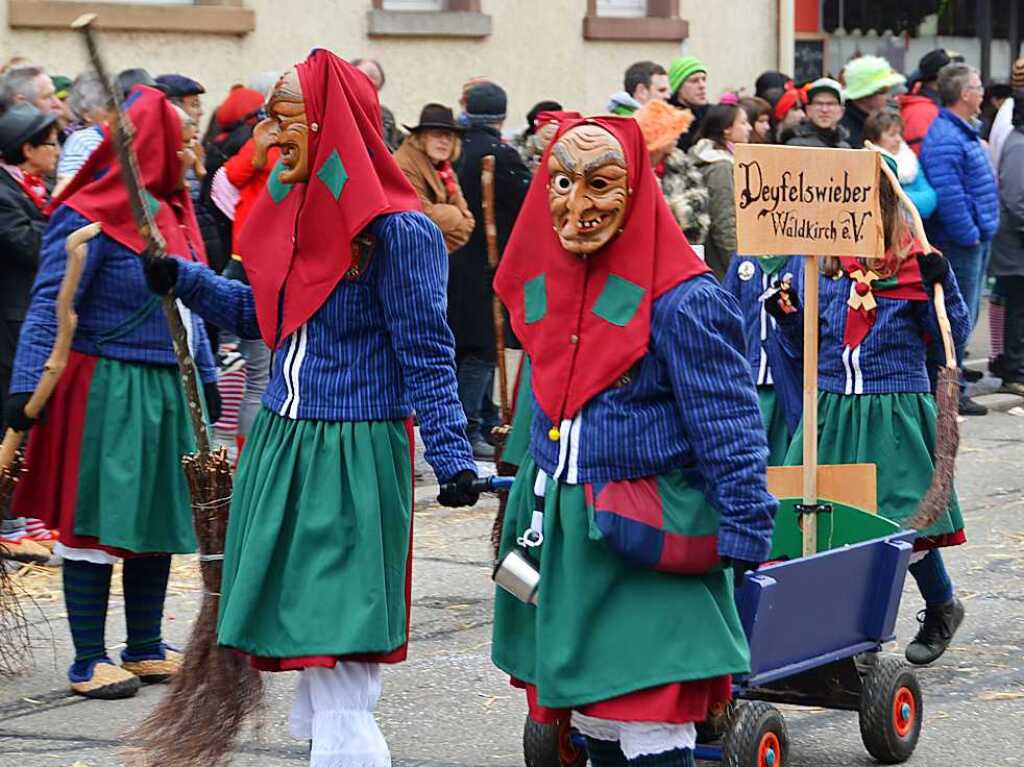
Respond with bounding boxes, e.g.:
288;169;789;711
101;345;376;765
900;48;964;157
449;82;531;459
668;56;708;151
840;55;905;148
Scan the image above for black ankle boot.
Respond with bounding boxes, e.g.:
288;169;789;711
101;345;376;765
585;737;629;767
905;597;964;665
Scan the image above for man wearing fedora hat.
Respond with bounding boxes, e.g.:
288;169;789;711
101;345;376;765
395;103;475;253
0;102;60;562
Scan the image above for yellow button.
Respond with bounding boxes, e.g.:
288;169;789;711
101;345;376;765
548;427;561;441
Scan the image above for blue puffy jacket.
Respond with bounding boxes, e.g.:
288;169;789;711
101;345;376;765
920;109;999;247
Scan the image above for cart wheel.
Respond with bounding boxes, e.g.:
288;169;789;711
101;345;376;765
523;716;587;767
722;702;789;767
859;656;923;764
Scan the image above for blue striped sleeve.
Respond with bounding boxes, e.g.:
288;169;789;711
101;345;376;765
10;211;105;393
659;277;777;562
175;260;262;341
374;212;476;482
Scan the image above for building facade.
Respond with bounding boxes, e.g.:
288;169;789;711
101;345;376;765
2;0;785;133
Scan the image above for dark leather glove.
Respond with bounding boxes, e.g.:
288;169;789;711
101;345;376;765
917;251;949;286
722;557;761;587
3;393;36;433
145;256;179;296
762;281;800;321
203;382;222;424
437;469;480;508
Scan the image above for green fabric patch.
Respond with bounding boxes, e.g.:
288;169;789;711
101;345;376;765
592;274;645;327
316;149;348;201
759;256;788;276
266;159;293;204
523;274;547;324
141;189;160;220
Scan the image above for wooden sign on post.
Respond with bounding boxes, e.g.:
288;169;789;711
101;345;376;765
733;144;884;557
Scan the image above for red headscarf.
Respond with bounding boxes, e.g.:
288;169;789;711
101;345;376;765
238;49;422;346
494;116;709;426
49;85;205;263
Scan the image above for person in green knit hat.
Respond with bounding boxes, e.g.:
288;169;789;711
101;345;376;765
492;115;777;767
668;55;708;151
764;156;971;666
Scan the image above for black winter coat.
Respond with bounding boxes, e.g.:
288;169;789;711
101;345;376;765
0;168;47;408
449;125;531;359
784;120;851;149
840;102;870;149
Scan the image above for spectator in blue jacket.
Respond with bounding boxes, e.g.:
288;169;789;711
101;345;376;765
920;62;999;415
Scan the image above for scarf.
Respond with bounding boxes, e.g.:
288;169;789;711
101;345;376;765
840;238;928;349
49;85;205;263
3;163;48;212
435;160;458;197
494;116;709;427
238;50;422;346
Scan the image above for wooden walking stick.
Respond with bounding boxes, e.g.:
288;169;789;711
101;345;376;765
72;15;261;767
482;155;512;426
866;141;960;531
0;222;100;677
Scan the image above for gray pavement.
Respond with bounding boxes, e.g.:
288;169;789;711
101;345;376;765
1;338;1022;765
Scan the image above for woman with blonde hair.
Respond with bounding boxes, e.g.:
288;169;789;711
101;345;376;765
765;159;971;667
394;103;474;252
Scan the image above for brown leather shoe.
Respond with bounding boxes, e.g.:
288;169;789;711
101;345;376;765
121;649;183;684
70;662;142;699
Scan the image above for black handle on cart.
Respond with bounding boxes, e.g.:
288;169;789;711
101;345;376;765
439;475;514;496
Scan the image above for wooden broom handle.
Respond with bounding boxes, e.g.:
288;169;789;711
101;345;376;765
0;222;101;472
481;155;511;424
866;141;957;369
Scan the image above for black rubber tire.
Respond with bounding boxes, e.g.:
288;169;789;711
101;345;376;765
722;701;789;767
859;655;923;764
523;716;587;767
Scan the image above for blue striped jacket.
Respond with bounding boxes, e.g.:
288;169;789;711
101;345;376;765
527;274;778;563
774;266;970;395
11;207;216;394
174;211;477;483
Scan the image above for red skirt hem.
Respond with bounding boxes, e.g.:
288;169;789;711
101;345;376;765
913;530;966;551
512;674;732;725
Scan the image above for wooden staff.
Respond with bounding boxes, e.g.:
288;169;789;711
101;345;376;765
0;223;101;478
481;155;511;424
800;255;820;557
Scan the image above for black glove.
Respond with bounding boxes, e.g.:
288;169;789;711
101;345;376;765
145;256;179;296
437;470;480;508
917;251;949;286
723;557;761;587
762;281;800;321
203;382;222;424
3;393;36;433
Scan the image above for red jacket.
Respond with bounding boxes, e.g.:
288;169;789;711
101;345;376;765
223;138;281;257
899;87;940;157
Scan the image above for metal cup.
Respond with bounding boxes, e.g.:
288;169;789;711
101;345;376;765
492;547;540;605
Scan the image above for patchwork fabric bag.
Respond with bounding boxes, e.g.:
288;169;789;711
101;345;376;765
583;468;722;574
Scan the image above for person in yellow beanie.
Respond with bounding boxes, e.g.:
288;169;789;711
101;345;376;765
840;54;905;147
668;56;708;151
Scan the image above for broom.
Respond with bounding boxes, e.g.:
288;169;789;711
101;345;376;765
868;142;960;531
0;222;101;674
70;14;262;766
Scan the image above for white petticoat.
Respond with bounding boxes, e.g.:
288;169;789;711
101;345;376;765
571;712;697;760
289;662;391;767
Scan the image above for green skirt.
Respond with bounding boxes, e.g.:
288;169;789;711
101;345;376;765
491;457;750;709
784;392;963;538
501;356;534;469
758;386;791;467
217;410;413;659
14;351;197;555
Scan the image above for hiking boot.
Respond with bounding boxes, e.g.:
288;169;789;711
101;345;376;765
997;380;1024;397
958;396;988;416
905;597;965;665
472;438;496;461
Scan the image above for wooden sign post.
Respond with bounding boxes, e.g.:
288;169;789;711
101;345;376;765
734;144;884;557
